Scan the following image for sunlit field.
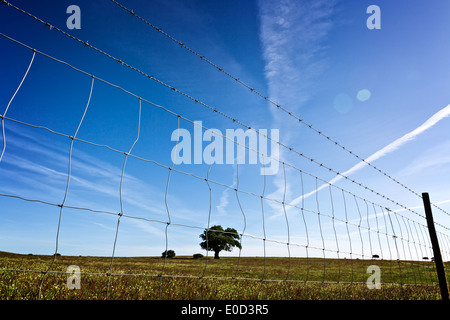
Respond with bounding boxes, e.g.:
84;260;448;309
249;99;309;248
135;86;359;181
0;251;446;300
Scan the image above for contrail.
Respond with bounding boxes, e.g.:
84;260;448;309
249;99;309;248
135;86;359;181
288;104;450;207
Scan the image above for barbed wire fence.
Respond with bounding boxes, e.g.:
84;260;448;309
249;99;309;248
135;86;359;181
0;0;449;300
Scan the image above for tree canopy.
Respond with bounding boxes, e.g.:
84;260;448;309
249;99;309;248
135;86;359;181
199;225;241;259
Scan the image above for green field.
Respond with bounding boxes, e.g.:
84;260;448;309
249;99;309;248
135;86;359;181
0;251;447;300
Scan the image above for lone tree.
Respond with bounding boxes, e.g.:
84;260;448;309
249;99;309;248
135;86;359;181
199;225;241;259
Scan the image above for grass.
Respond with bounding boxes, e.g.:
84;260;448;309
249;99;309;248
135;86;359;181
0;251;447;300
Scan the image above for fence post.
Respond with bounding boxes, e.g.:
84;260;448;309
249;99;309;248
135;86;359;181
422;192;449;300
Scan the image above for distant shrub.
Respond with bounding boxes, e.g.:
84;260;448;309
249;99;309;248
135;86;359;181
193;253;204;259
161;250;176;259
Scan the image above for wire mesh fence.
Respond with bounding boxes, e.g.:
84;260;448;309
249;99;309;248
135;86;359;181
1;0;449;300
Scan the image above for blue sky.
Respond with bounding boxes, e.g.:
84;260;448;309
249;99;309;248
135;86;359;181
1;0;450;260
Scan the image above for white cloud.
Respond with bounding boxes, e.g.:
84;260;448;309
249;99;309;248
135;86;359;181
399;140;450;177
335;104;450;181
216;188;230;216
288;104;450;208
258;0;335;115
215;164;238;216
258;0;336;218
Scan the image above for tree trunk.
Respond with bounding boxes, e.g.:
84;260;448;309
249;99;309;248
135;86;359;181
214;250;220;259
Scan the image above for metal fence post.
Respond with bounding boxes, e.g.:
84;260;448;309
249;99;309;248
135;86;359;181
422;192;449;300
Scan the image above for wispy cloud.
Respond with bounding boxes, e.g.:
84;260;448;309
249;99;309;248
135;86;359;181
0;123;167;215
93;222;117;232
2;122;214;229
258;0;336;216
257;1;450;223
258;0;335;116
398;140;450;177
215;162;238;216
216;188;230;216
331;104;450;183
288;104;450;208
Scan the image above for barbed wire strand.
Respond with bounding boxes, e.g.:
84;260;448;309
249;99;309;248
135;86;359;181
1;4;448;270
3;111;437;249
2;34;379;223
1;1;443;225
106;0;450;219
1;29;446;238
0;31;448;293
4;109;445;260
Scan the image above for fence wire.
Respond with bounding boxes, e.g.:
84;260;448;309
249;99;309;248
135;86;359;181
0;1;449;301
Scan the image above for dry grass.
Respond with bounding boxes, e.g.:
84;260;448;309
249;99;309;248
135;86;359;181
0;251;446;300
